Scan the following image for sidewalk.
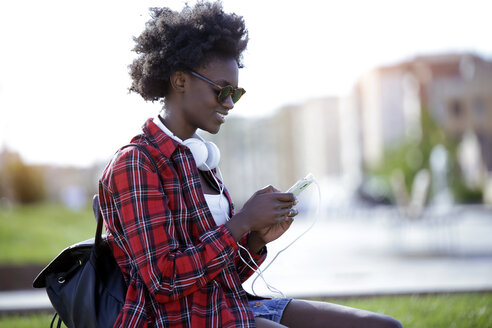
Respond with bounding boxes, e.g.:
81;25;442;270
0;290;52;314
243;205;492;297
2;205;492;314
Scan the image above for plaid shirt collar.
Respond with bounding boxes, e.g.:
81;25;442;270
141;117;180;159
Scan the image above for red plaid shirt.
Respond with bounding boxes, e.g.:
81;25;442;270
98;118;266;327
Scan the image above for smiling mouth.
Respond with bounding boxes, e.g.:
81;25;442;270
216;112;227;122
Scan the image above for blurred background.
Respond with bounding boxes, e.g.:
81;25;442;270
1;0;492;325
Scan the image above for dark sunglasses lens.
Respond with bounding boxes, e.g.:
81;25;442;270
232;89;245;103
217;86;245;103
217;86;233;103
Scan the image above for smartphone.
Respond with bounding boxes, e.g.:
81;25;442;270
286;173;314;197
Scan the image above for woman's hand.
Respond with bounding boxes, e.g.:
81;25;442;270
255;209;298;244
247;206;298;253
225;185;297;245
240;185;296;230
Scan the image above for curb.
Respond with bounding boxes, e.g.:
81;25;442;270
2;288;492;316
0;290;53;316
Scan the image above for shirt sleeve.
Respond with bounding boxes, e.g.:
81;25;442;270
102;148;239;303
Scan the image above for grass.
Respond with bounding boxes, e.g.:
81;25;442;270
0;313;58;328
316;292;492;327
0;202;96;264
1;292;491;327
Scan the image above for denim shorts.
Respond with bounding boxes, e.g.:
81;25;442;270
249;298;292;323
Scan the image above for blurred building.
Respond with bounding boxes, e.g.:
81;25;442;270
206;52;492;207
277;98;343;183
353;52;492;173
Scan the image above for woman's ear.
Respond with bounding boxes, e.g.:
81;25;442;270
169;71;187;93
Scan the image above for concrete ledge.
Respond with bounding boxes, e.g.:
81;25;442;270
0;290;53;316
2;288;492;316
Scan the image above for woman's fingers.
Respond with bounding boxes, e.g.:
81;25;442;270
273;192;296;202
241;188;299;230
255;185;280;195
287;208;299;217
277;206;299;218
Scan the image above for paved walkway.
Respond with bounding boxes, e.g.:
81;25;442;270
2;205;492;313
0;290;51;313
243;207;492;298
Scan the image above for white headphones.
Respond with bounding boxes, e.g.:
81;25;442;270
153;116;221;171
182;138;221;171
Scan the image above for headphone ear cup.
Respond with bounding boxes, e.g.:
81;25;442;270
183;138;208;170
204;141;220;170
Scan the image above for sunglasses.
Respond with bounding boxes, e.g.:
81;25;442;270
189;70;246;104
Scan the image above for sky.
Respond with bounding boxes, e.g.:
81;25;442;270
1;0;492;167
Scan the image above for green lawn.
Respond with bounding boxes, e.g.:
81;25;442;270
0;202;96;264
1;292;491;327
318;292;492;327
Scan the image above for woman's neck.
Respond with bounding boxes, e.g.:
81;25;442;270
159;108;196;140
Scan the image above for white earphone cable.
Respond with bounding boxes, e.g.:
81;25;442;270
203;162;284;296
203;161;321;298
250;179;321;295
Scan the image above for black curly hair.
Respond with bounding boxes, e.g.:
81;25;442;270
128;1;248;102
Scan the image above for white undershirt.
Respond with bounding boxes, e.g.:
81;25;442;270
204;193;230;226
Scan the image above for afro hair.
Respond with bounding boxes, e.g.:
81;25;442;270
128;1;248;102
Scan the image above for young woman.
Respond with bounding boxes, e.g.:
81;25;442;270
98;2;402;327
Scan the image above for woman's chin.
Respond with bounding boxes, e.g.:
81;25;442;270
206;123;222;135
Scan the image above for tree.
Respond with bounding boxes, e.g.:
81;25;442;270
1;151;46;204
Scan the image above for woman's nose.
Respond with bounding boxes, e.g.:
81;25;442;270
221;95;234;110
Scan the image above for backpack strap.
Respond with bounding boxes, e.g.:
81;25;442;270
121;143;165;186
